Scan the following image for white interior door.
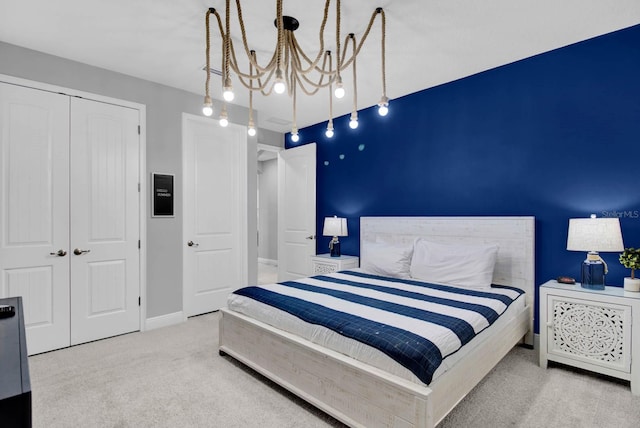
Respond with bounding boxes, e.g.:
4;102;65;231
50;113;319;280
277;143;316;281
0;82;71;354
69;97;140;345
183;114;247;317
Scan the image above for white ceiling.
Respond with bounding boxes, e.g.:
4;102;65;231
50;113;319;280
1;1;640;133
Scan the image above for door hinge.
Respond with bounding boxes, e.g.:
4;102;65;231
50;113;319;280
138;297;141;306
137;125;141;135
138;239;141;249
138;183;141;192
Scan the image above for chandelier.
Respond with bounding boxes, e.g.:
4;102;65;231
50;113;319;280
202;0;388;141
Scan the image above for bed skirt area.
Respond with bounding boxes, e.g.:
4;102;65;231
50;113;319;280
219;303;529;428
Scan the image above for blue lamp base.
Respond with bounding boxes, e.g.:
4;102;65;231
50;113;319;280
581;258;605;290
329;239;341;257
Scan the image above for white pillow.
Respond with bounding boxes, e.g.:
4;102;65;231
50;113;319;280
361;242;413;279
409;239;499;289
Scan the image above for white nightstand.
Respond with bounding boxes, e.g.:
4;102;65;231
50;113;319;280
311;254;359;275
539;279;640;395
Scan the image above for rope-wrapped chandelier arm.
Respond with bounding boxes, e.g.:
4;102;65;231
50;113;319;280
349;33;358;113
326;50;334;134
334;0;342;83
275;0;285;72
294;50;334;96
292;76;298;128
283;32;293;95
335;7;384;72
228;38;278;83
232;0;277;74
204;9;213;99
217;2;280;91
281;0;331;77
289;34;336;78
224;0;232;87
379;7;387;99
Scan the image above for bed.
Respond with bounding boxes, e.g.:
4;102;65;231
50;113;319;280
219;216;535;427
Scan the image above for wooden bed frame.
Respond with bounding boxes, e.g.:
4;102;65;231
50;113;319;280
219;216;535;427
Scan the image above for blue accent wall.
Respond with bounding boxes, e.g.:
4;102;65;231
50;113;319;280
286;24;640;333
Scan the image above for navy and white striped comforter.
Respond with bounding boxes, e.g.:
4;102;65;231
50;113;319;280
230;270;524;384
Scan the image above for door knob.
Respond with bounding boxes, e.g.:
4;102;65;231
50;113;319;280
73;248;91;255
187;240;199;247
49;249;67;257
305;235;315;240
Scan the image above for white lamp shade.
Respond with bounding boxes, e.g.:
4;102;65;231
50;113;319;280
567;217;624;252
323;217;348;237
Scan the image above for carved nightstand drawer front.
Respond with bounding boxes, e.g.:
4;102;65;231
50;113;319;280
314;262;339;274
547;295;631;373
311;255;359;275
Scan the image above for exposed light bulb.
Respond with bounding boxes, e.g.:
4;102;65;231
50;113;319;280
290;127;300;142
325;127;334;138
202;95;213;117
219;105;229;127
334;82;345;99
349;112;358;129
223;87;235;102
274;80;286;94
219;110;229;127
378;96;389;117
222;77;234;102
274;69;286;94
248;126;256;137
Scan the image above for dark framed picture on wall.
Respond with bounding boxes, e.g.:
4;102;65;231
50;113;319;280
152;173;174;217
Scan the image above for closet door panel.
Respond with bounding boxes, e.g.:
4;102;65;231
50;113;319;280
0;82;70;354
69;97;140;345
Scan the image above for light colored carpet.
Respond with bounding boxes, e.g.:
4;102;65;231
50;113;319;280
29;312;640;427
258;262;278;285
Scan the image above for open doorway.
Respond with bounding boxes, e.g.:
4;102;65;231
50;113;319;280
257;143;282;284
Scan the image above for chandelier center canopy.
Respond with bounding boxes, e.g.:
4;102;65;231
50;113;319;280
276;16;299;32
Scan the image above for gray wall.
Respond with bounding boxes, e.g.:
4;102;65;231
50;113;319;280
0;41;280;319
258;158;278;261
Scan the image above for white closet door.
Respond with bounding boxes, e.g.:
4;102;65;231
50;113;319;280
0;82;71;354
69;97;140;345
183;115;247;317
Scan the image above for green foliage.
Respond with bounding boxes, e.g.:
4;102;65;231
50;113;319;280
619;248;640;279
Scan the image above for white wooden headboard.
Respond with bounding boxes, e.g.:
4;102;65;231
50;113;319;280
360;216;535;345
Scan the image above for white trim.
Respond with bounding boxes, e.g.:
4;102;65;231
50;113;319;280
145;311;187;331
138;109;148;331
257;143;284;153
0;73;145;111
0;73;149;333
258;258;278;266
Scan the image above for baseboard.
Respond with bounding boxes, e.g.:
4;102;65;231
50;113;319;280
258;258;278;266
145;311;186;331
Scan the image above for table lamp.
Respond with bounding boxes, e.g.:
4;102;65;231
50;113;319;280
323;216;348;257
566;214;624;289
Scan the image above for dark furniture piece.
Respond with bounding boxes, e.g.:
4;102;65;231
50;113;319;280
0;297;32;427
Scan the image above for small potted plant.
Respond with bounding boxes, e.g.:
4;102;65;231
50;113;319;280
620;248;640;292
